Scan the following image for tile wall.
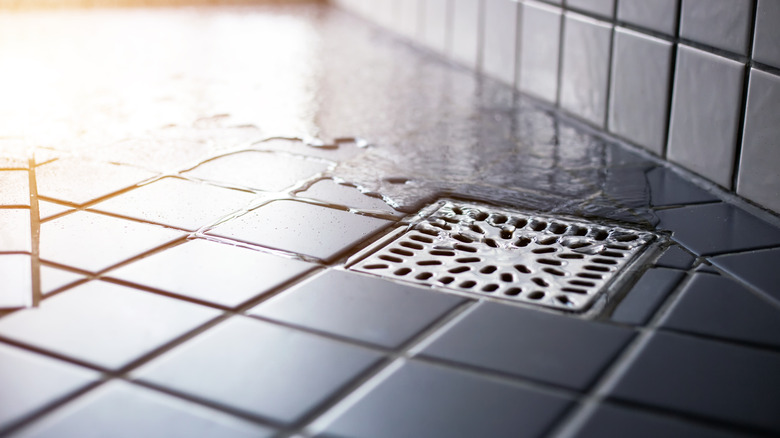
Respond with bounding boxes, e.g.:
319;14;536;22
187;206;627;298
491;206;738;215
331;0;780;215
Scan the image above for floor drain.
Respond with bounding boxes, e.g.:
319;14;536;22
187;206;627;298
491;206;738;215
352;201;658;312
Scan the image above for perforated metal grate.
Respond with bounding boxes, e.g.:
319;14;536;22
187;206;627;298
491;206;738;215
353;201;658;312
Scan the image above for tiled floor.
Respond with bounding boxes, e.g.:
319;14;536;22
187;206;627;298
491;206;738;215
1;4;780;438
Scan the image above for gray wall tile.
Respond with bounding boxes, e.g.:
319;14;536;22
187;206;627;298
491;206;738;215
753;0;780;69
608;28;673;154
482;0;519;85
667;45;744;188
617;0;679;35
567;0;615;18
680;0;752;55
423;0;450;54
560;12;613;127
737;69;780;212
451;0;482;69
517;1;562;103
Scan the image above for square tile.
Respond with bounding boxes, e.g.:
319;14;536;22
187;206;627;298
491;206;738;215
0;343;97;431
574;402;745;438
661;273;780;348
608;28;673;155
654;245;695;270
0;170;29;206
19;381;274;438
753;0;780;69
249;270;465;348
0;254;32;308
645;166;718;207
420;301;634;390
667;46;745;188
710;247;780;304
322;361;572;438
422;0;450;55
35;158;157;206
209;200;392;262
482;0;519;85
109;239;314;308
40;211;184;272
736;69;780;213
294;179;398;214
136;316;382;425
91;177;256;231
517;1;562;103
0;209;31;252
0;281;219;369
610;268;686;325
654;202;780;256
560;12;613;127
40;265;84;295
37;201;73;221
680;0;752;55
609;331;780;433
567;0;615;18
183;151;331;192
450;0;481;69
617;0;679;35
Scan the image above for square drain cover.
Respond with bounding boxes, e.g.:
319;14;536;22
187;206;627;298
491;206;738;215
352;201;658;312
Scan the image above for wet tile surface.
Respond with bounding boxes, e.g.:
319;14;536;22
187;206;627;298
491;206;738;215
294;178;397;213
250;270;465;348
654;245;696;270
710;247;780;304
110;239;314;308
0;209;32;252
645;167;718;207
611;268;686;325
0;170;30;206
322;360;572;438
19;381;274;438
421;302;634;390
136;316;382;425
39;266;85;296
0;255;32;308
0;281;219;369
209;200;392;262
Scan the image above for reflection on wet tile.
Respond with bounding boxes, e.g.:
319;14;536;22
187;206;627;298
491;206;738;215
323;361;572;438
20;381;274;438
0;343;97;431
710;247;780;304
654;245;696;270
136;316;382;425
37;201;73;221
0;209;31;252
0;254;32;308
36;159;157;205
110;239;314;308
0;281;219;370
645;167;718;207
91;177;255;231
294;179;397;213
250;270;464;348
611;268;686;325
209;200;391;262
40;265;85;296
40;211;183;272
183;151;331;192
0;170;29;206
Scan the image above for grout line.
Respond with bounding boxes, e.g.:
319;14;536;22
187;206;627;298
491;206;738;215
661;0;683;159
27;158;41;307
731;0;759;191
554;5;566;106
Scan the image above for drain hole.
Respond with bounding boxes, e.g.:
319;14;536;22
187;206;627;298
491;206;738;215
577;272;603;279
515;237;532;247
482;284;499;292
562;287;587;294
441;216;460;224
500;273;514;282
418;260;443;266
452;206;464;215
537;258;563;266
430;250;456;256
416;272;433;280
480;265;498;274
538;236;558;245
400;241;424;250
473;211;488;221
417;228;439;237
607;244;630;250
364;264;388;270
600;250;625;258
394;268;411;276
558;253;584;259
379;255;403;263
454;244;478;253
500;229;513;239
505;287;522;296
411;235;434;243
531;220;547;231
456;257;481;263
470;224;485;234
593;230;609;240
527;291;545;300
390;248;414;257
571;226;588;236
453;234;474;243
485;238;499;248
492;214;508;224
532;278;549;287
543;267;566;277
570;280;595;287
532;247;557;254
448;266;470;274
513;218;528;228
615;233;639;242
584;265;610;272
439;276;455;284
431;222;452;231
592;258;618;265
549;223;567;234
556;295;574;306
566;241;591;249
460;280;477;289
514;264;531;274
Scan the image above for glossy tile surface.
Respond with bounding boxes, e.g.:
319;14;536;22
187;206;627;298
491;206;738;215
616;0;678;35
137;316;382;425
110;239;314;308
737;69;780;213
294;179;397;213
654;245;695;270
450;0;481;69
644;166;718;207
680;0;752;54
753;0;780;68
37;201;72;221
0;170;29;206
567;0;614;17
518;1;561;103
39;265;84;295
250;270;465;348
0;255;32;308
0;209;31;252
481;0;518;84
35;159;156;205
667;46;744;188
323;361;572;438
710;247;780;304
608;28;672;155
0;281;218;369
611;268;685;325
209;200;391;262
560;12;612;127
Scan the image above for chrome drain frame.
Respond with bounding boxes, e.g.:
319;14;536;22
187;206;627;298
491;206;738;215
352;200;659;312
